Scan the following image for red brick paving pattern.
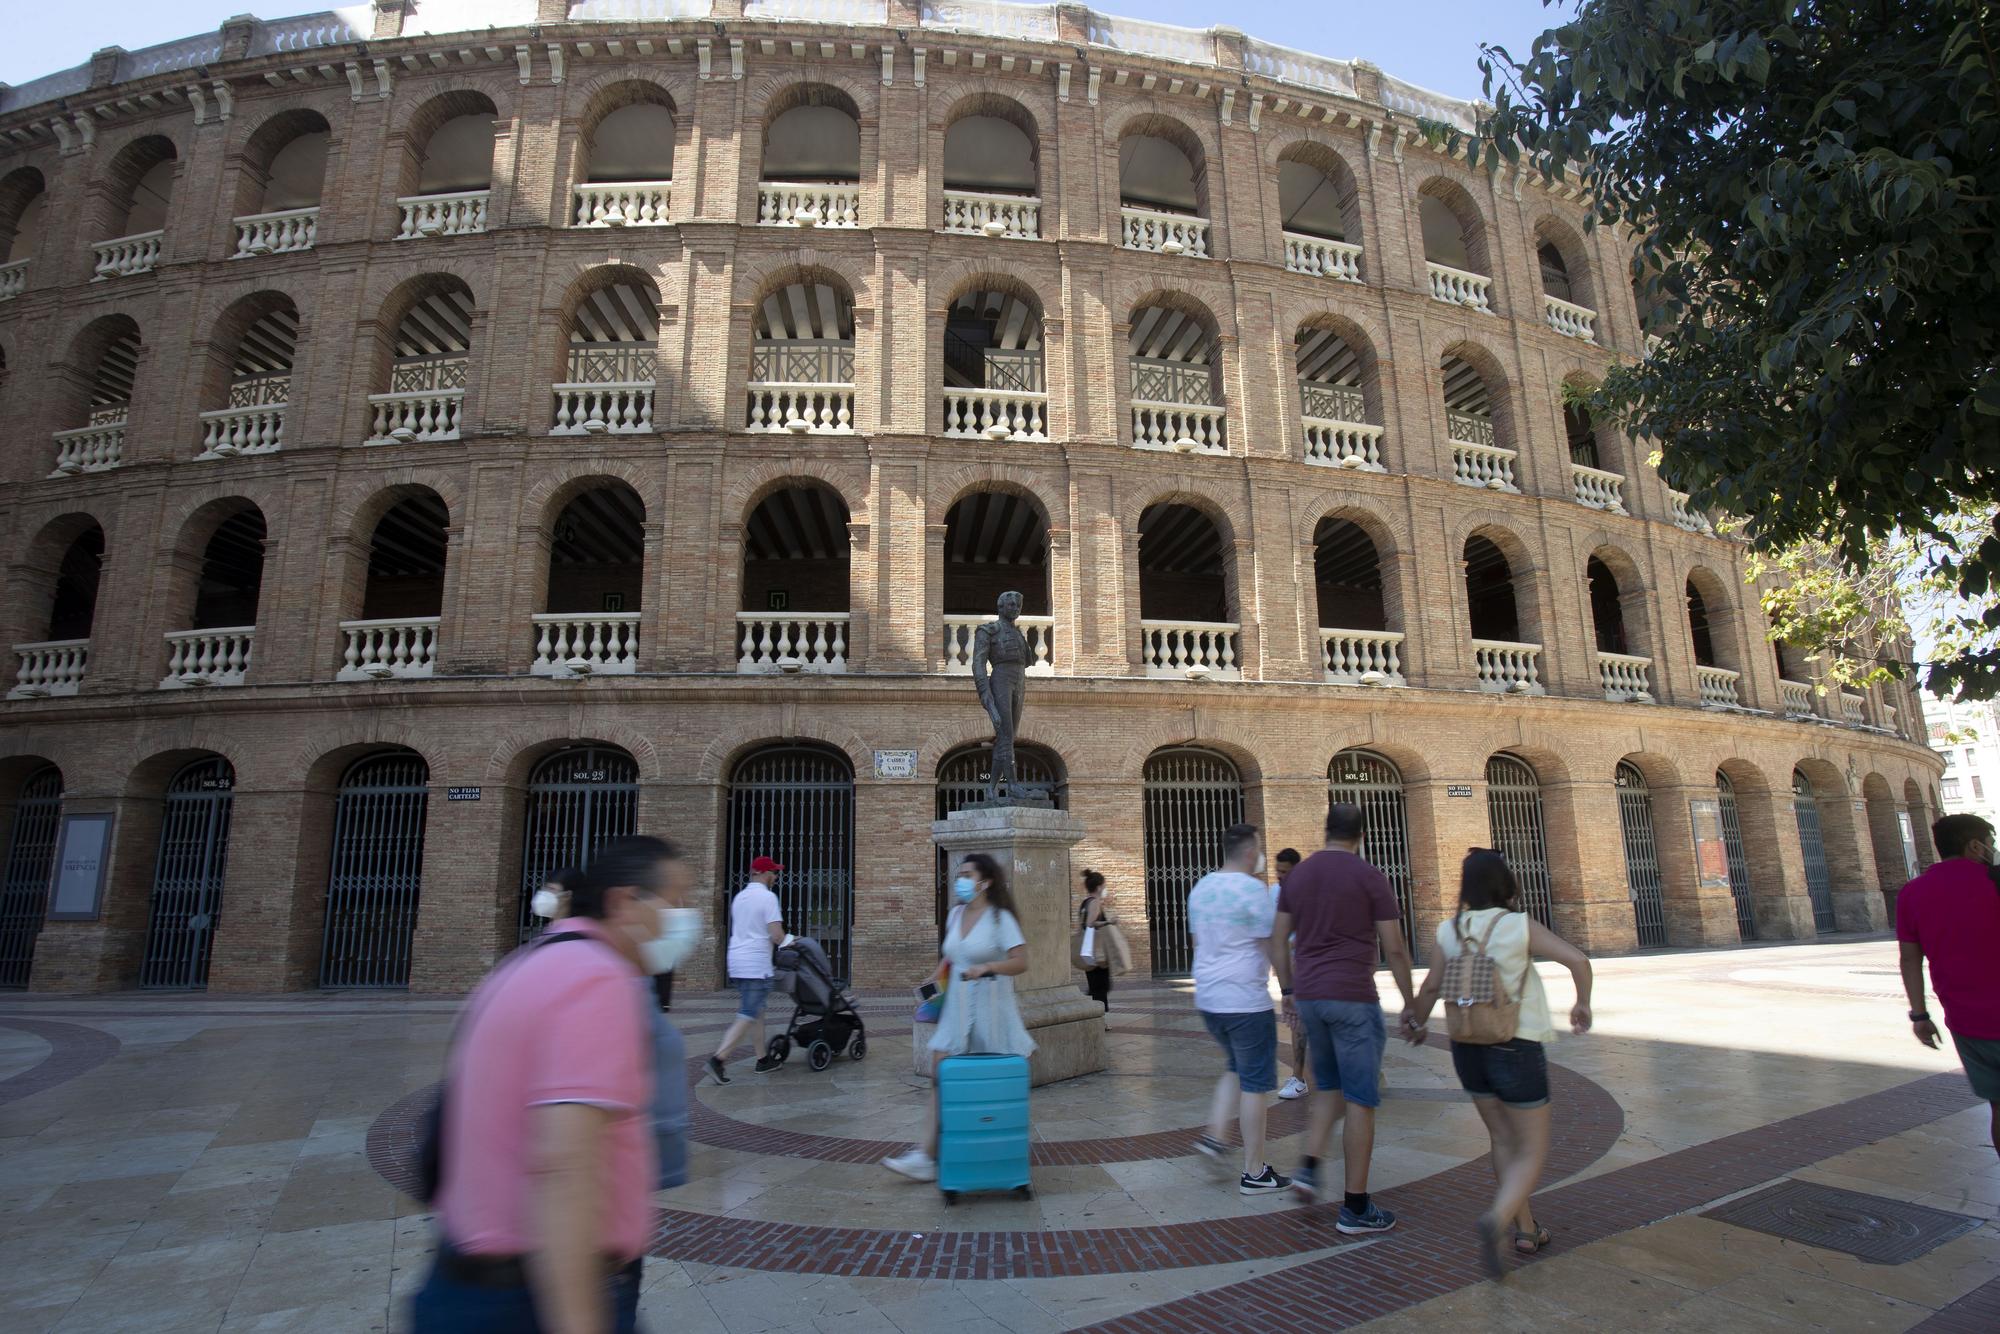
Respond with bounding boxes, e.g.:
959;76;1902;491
1910;1273;2000;1333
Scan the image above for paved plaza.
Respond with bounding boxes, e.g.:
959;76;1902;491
2;936;1997;1332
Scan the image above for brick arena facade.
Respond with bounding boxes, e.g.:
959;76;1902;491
0;1;1943;995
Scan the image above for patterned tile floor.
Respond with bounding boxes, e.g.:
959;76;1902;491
1;936;1996;1332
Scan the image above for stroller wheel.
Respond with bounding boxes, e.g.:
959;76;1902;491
765;1036;791;1064
849;1035;866;1061
807;1040;834;1072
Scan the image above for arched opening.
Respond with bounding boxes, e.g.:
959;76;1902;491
1329;749;1414;944
1295;321;1382;468
1792;768;1836;932
1688;573;1743;707
1315;518;1402;685
340;492;447;681
1278;144;1358;247
574;86;676;227
934;742;1066;924
1118;119;1207;255
738;484;852;672
139;756;235;990
746;269;855;433
0;168;46;291
535;484;644;675
1485;753;1553;926
757;85;861;227
53;317;140;474
1441;349;1514;489
1464;533;1541;693
553;268;661;435
1713;769;1758;940
1616;760;1668;947
1588;554;1652;702
164;507;267;689
1138;502;1238;679
397;93;495;238
942;97;1039;238
232;111;329;255
0;764;62;988
1128;295;1223;452
725;743;855;981
942;491;1051;671
941;280;1047;441
1565;399;1627;511
516;745;639;940
199;292;298;457
1418;181;1490;308
10;523;103;700
1143;745;1244;975
95;136;177;276
1861;774;1911;904
367;277;472;443
1538;242;1574;303
320;748;429;988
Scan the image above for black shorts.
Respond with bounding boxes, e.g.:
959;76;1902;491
1450;1038;1550;1109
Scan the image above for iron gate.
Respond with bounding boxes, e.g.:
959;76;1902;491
0;765;62;989
1143;747;1244;975
320;750;429;988
1616;761;1668;948
1329;749;1415;948
935;744;1065;927
139;757;235;989
1715;771;1756;940
518;746;639;940
1485;754;1554;927
726;745;854;982
1792;769;1836;932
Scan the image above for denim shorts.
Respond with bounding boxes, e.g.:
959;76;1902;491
1955;1033;2000;1103
732;976;773;1021
1450;1038;1551;1109
1295;999;1387;1107
1200;1009;1280;1095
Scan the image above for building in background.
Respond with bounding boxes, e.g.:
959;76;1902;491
1924;691;2000;830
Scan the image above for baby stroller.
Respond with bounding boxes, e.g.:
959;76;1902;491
764;936;868;1072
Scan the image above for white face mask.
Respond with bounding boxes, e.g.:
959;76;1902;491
530;887;565;920
639;906;703;975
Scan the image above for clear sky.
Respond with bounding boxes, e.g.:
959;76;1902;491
3;1;1567;102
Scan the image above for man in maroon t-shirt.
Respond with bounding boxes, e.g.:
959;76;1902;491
1897;814;2000;1160
1272;802;1416;1232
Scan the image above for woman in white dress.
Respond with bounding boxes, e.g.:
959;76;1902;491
882;852;1035;1180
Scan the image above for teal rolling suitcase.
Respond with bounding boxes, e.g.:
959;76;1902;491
936;1053;1032;1203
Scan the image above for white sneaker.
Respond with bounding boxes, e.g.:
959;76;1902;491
881;1149;937;1182
1278;1077;1308;1101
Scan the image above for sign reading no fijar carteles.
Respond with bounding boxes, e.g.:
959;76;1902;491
447;787;482;801
1446;784;1474;798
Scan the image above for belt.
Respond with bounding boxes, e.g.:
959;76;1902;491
437;1241;640;1290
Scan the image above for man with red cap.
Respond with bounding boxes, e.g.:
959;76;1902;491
707;855;792;1083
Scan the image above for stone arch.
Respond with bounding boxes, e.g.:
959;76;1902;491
1306;503;1406;636
53;312;143;434
1293;309;1386;429
523;463;660;522
1795;754;1873;929
163;495;269;636
6;512;107;650
0;166;46;261
1684;564;1743;672
935;472;1057;531
96;133;179;238
367;271;479;398
486;730;665;788
737;254;870;312
723;464;869;529
696;724;873;785
1274;136;1363;245
940;90;1041;195
1458;518;1545;647
196;288;301;422
548;261;663;388
1134;492;1244;630
394;87;503;196
915;718;1072;777
572;78;681;186
1860;771;1910;891
1416;174;1491;275
233;107;331;217
1531;212;1597;310
1438;336;1520;454
1584;541;1654;662
533;476;647;620
1558;370;1626;478
757;81;864;183
1108;108;1214;217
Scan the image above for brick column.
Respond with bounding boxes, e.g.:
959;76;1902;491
1065;774;1149;976
25;789;153;991
1740;777;1818;940
410;783;517;992
1551;775;1639;953
849;773;936;988
209;787;326;991
1653;781;1739;946
1406;773;1488;955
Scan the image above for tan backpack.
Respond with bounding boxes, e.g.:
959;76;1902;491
1440;912;1522;1045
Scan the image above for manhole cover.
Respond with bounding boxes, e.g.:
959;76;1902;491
1703;1179;1980;1264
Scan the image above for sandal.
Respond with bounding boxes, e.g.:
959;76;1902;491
1512;1225;1553;1255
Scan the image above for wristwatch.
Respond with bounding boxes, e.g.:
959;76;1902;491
1909;1009;1931;1022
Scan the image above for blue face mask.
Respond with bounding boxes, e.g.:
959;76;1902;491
952;877;979;904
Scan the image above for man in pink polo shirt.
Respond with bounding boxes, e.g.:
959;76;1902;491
1898;814;2000;1161
412;836;690;1333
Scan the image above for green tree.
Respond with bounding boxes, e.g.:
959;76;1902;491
1472;0;2000;697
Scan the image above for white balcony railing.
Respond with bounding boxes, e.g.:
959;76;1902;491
231;206;319;257
1669;491;1715;535
1302;418;1386;471
572;180;672;228
1283;232;1362;283
1141;620;1241;680
197;403;286;458
365;389;463;444
1446;410;1496;447
1697;665;1742;709
551;383;655;434
1426;261;1492;312
0;258;27;300
160;627;254;688
745;383;855;433
1781;679;1814;717
1451;441;1519;492
1472;639;1544;694
530;613;640;676
337;617;439;681
942;388;1049;442
942;615;1056;676
1840;692;1867;726
7;640;88;699
91;230;163;279
750;339;853;385
756;181;861;228
941;190;1041;239
1299;382;1365;422
1543;295;1597;341
1569;464;1628;514
1132;400;1226;453
1120;205;1210;258
1597;651;1655;702
1320;629;1405;686
736;612;850;673
395;190;488;239
51;418;126;475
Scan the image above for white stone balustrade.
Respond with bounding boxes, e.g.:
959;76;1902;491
1120;206;1210;257
1669;491;1715;534
1697;665;1742;709
198;403;286;458
942;615;1056;676
337;617;439;681
756;182;861;228
551;383;655;435
231;206;318;256
1781;680;1814;717
1840;692;1867;725
91;230;163;279
0;258;26;300
8;640;88;699
1472;639;1545;694
572;181;672;227
365;389;463;444
530;613;640;676
1319;629;1405;686
395;190;488;239
1597;651;1655;702
941;190;1041;239
1427;261;1492;311
1543;295;1598;341
1570;463;1628;514
1302;418;1386;470
736;613;850;673
1131;400;1226;453
160;627;254;688
745;383;855;434
51;418;126;475
942;389;1048;442
1141;620;1241;680
1283;232;1362;282
1451;441;1519;492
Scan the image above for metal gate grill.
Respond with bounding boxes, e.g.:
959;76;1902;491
1616;761;1669;948
1793;770;1836;933
518;747;639;941
935;744;1065;927
320;750;429;988
1716;772;1757;941
726;745;854;982
0;766;62;990
140;758;234;989
1143;747;1244;975
1485;754;1554;927
1329;749;1415;948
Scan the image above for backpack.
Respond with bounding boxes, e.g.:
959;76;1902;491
1439;913;1521;1045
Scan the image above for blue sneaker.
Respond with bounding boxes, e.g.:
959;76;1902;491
1291;1162;1318;1204
1337;1201;1397;1235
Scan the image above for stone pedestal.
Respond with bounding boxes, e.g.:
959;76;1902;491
932;805;1105;1087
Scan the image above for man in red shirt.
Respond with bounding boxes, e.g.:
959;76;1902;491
1897;814;2000;1160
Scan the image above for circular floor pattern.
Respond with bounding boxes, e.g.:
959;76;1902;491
0;1017;123;1107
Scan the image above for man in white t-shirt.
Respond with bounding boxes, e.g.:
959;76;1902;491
706;856;791;1084
1187;822;1291;1195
